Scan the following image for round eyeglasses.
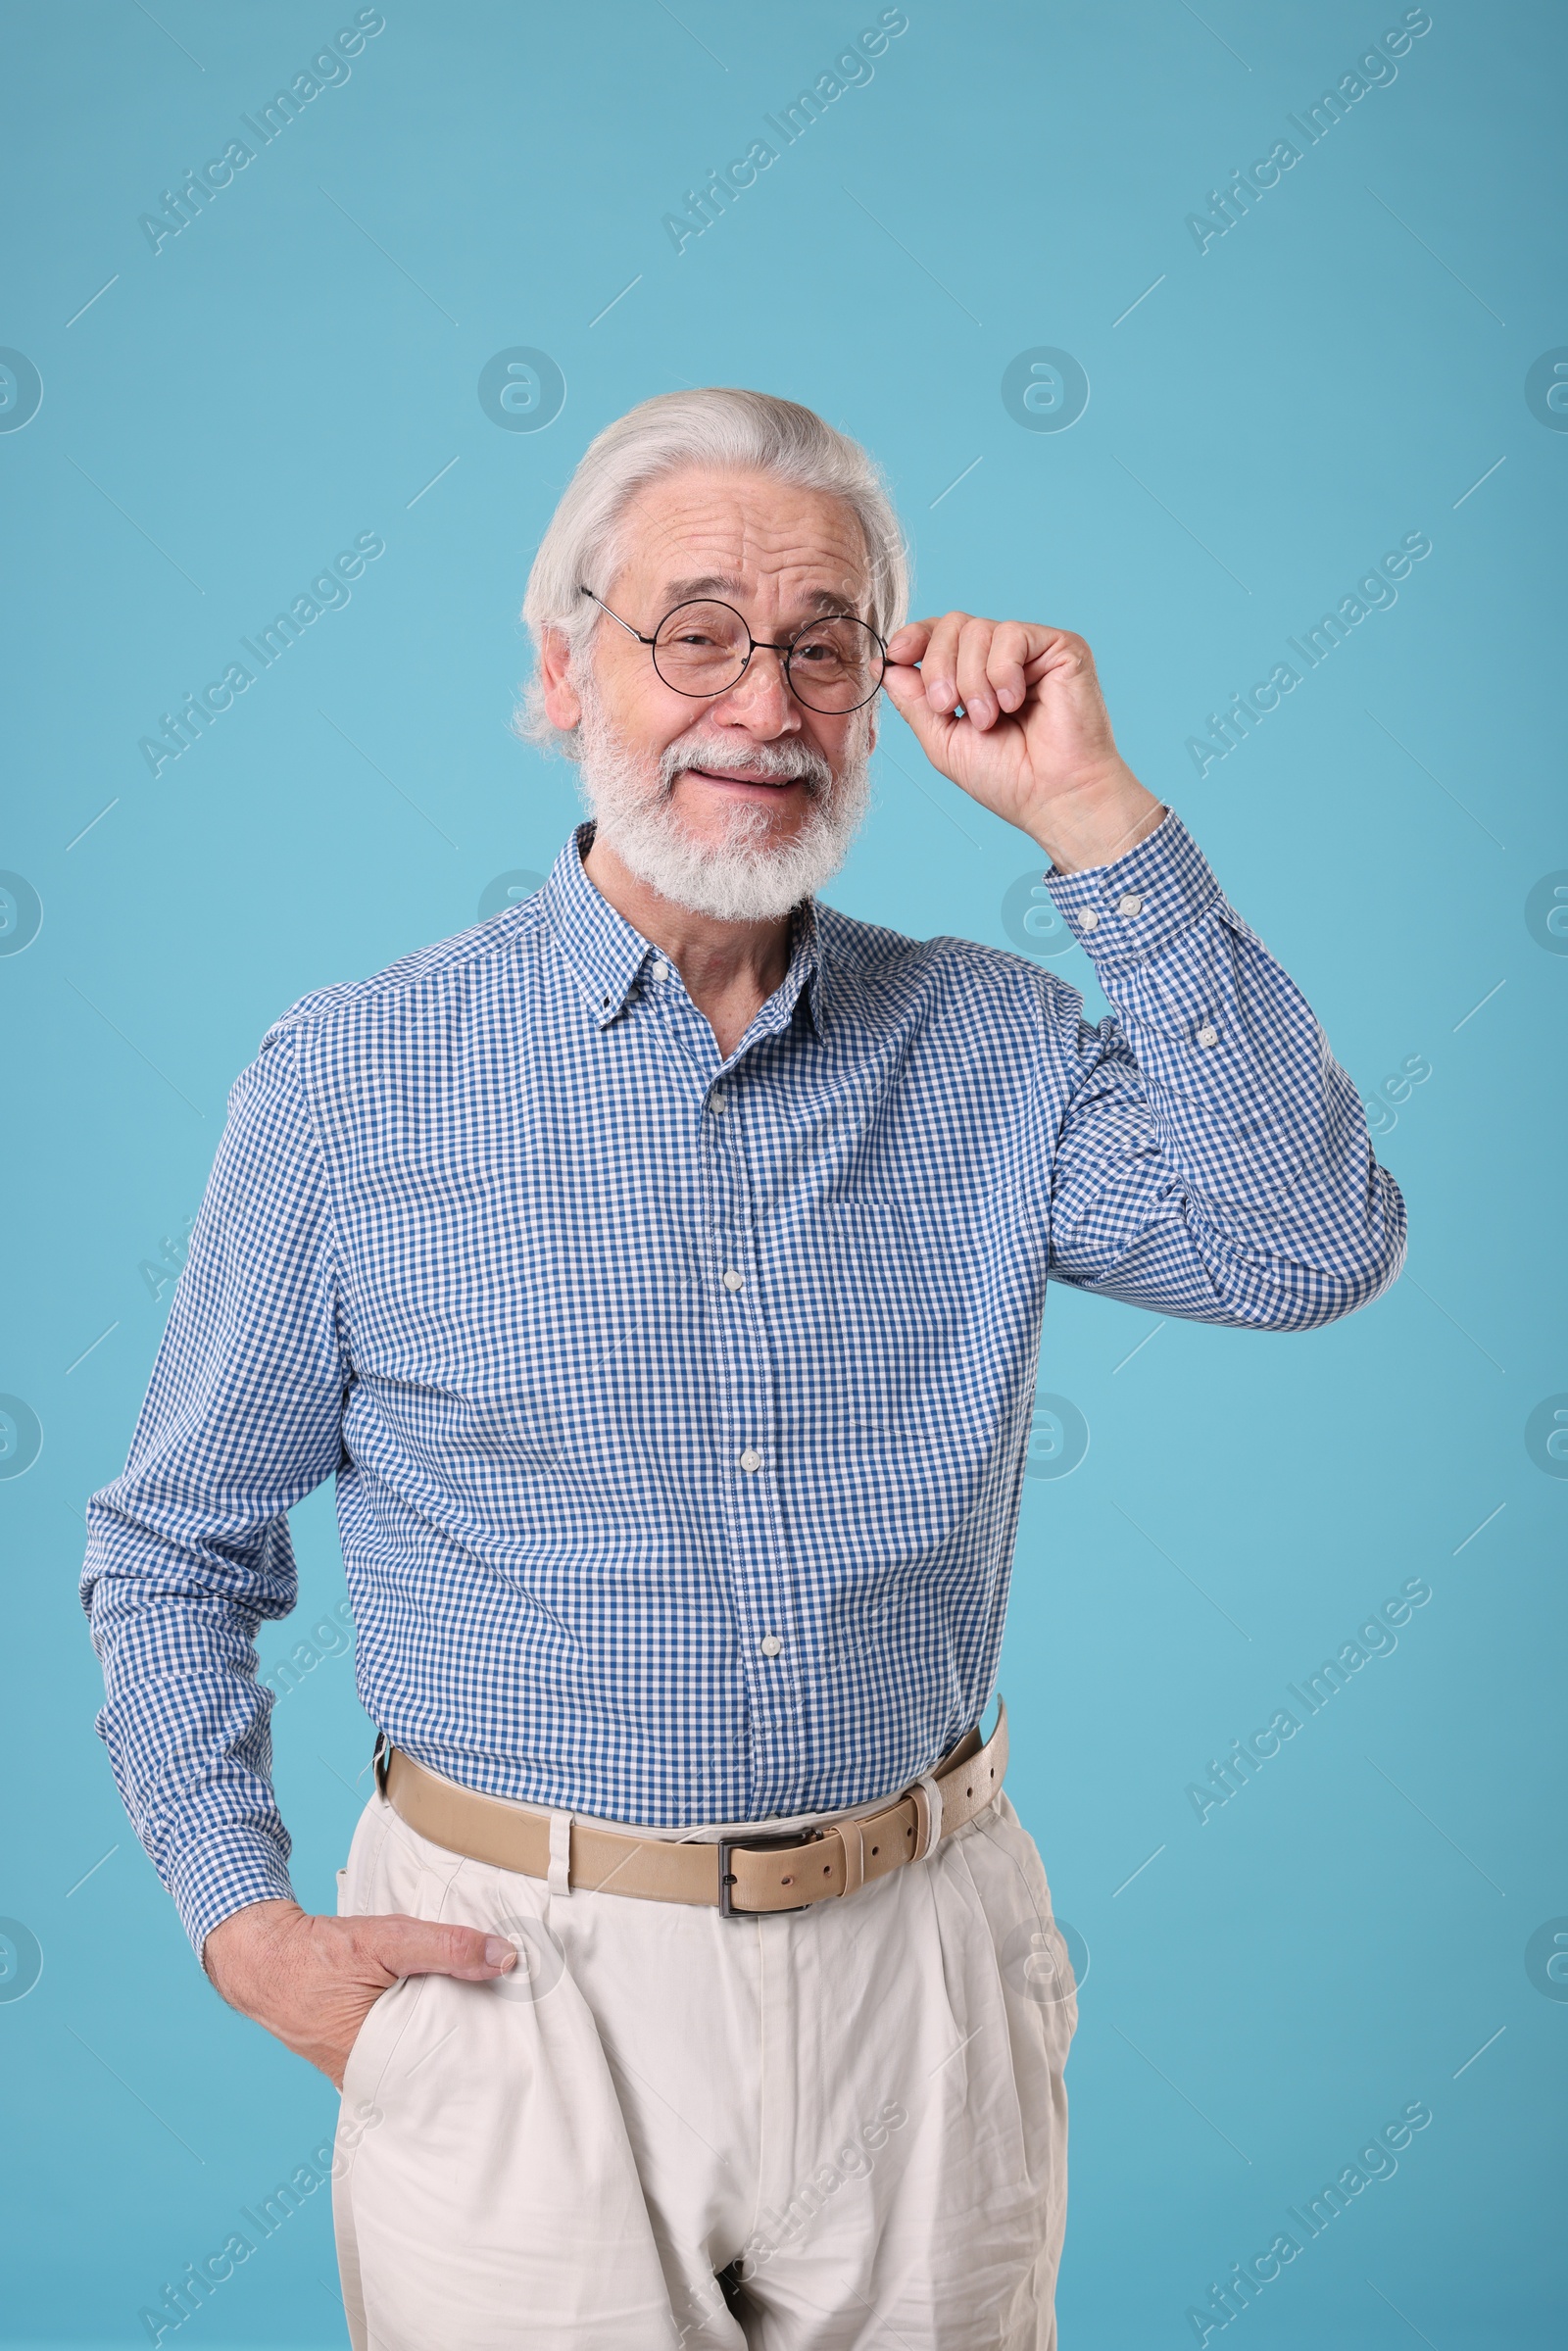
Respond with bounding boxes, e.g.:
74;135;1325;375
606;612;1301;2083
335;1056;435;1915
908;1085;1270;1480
578;586;887;714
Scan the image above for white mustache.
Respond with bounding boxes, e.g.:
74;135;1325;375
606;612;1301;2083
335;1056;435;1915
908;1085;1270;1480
658;733;833;795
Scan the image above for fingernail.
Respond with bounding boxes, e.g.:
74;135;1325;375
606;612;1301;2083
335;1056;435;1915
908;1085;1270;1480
484;1936;515;1969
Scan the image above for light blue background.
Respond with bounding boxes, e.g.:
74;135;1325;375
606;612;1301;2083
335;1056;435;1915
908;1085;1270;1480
1;2;1563;2343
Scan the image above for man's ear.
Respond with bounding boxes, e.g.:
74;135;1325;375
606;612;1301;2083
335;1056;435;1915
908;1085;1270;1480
539;627;582;732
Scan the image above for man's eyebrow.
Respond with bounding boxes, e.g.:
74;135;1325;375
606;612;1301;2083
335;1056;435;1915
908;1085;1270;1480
662;575;862;619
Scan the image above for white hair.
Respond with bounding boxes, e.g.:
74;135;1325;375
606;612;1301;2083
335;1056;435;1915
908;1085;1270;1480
514;386;910;753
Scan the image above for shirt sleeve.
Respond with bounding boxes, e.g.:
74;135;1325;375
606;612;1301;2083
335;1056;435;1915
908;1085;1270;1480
78;1022;349;1963
1038;809;1406;1327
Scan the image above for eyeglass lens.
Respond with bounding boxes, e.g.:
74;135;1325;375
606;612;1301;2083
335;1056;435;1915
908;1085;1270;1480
651;601;883;711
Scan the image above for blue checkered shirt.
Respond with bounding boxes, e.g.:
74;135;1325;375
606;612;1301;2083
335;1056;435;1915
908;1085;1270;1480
81;812;1404;1954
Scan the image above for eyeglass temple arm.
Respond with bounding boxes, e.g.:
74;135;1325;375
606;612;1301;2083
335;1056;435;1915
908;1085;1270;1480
577;586;652;646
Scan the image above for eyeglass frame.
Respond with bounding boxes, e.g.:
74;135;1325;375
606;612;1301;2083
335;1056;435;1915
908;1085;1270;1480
576;584;887;713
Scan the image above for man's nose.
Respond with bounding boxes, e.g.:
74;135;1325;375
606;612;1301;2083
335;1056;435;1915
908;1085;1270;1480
711;645;800;733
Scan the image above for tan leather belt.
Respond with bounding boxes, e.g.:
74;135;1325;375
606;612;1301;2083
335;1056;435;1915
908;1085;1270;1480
373;1700;1007;1918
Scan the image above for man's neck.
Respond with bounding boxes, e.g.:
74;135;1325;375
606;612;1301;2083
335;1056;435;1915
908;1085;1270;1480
581;825;795;1060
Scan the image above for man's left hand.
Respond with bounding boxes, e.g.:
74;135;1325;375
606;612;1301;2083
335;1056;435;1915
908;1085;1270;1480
881;613;1164;874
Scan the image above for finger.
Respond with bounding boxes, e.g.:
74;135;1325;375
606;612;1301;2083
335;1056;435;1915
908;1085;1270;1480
880;660;962;766
883;617;934;665
363;1912;517;1981
987;620;1033;713
1026;627;1090;688
956;618;1001;729
916;612;971;713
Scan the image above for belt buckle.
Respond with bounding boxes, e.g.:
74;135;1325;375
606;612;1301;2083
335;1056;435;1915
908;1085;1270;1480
717;1829;823;1920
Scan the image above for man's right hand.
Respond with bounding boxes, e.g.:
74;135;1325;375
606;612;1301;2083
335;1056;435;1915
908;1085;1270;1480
202;1898;517;2087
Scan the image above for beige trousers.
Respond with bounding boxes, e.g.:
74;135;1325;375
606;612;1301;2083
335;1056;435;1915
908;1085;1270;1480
332;1780;1075;2350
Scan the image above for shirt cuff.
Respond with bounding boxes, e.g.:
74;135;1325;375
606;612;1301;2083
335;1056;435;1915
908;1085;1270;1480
168;1827;298;1972
1042;808;1222;978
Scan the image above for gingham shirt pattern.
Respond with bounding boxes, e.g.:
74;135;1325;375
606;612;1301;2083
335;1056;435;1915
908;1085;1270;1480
80;812;1405;1954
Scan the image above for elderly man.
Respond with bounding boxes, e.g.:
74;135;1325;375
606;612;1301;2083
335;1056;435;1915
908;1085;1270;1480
82;387;1403;2349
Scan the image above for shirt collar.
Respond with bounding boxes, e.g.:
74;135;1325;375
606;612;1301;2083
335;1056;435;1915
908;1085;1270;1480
542;821;828;1041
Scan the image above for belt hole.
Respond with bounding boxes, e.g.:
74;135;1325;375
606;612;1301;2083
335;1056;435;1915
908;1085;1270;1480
870;1844;879;1856
781;1875;793;1886
822;1864;831;1877
965;1785;972;1796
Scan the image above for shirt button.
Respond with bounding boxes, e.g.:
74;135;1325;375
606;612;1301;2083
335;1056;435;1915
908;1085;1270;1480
722;1268;744;1292
1197;1023;1219;1048
710;1092;727;1114
760;1634;782;1657
1079;908;1100;931
653;958;672;983
739;1447;761;1473
1117;893;1144;917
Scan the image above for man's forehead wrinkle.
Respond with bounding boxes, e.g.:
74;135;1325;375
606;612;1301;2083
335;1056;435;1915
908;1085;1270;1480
662;576;857;616
622;475;864;565
636;521;863;575
607;479;870;629
630;543;869;619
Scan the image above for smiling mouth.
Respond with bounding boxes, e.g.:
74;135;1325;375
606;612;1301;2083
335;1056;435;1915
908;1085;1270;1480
682;764;801;791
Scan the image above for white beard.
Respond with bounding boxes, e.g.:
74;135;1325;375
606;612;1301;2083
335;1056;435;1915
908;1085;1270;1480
571;681;874;923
